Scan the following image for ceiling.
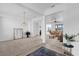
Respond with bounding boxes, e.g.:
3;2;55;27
0;3;42;20
21;3;55;15
0;3;62;20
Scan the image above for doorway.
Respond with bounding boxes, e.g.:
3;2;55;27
45;11;64;53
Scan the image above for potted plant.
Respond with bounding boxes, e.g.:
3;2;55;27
64;33;76;45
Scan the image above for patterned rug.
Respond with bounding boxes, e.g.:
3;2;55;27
27;47;64;56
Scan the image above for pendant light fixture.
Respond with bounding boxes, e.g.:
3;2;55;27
22;11;26;26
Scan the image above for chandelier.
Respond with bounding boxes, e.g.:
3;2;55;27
22;11;26;26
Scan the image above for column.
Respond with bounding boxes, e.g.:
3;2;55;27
41;16;46;43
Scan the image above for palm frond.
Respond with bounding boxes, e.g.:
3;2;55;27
64;33;75;42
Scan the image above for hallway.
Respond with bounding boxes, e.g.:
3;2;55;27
0;3;79;56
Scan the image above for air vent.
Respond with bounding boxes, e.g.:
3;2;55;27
51;4;55;8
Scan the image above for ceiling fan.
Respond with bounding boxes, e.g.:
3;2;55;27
48;18;61;23
53;19;61;23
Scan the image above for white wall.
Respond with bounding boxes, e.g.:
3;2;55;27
64;4;79;56
0;17;3;40
0;16;24;41
0;4;41;41
64;4;79;34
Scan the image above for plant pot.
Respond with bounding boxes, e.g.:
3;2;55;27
67;40;71;45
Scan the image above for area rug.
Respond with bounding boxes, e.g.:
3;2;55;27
27;47;64;56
